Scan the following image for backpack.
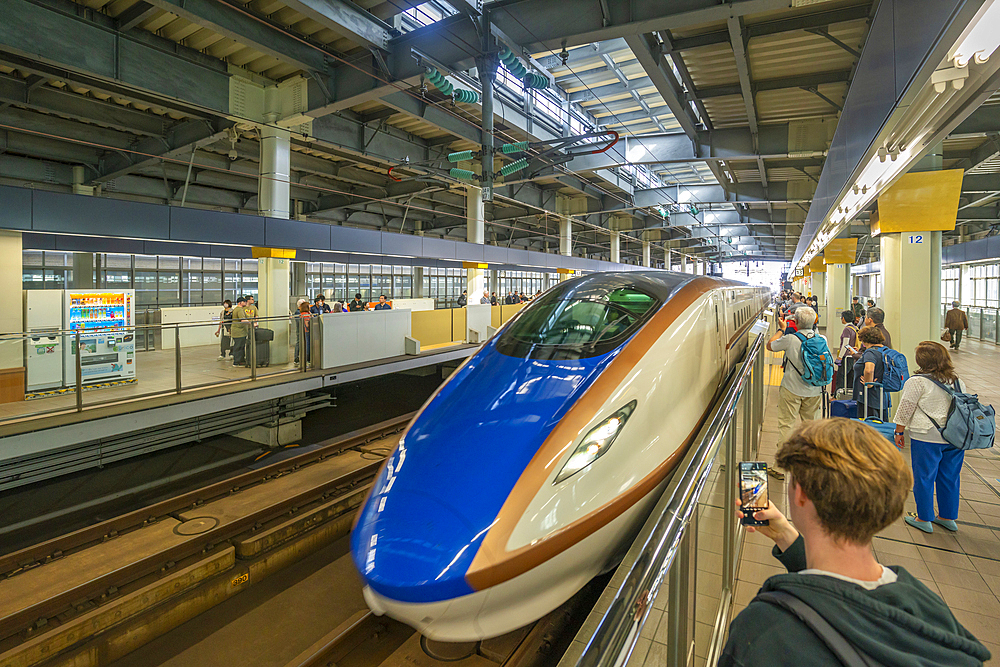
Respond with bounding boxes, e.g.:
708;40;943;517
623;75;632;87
921;377;996;450
879;348;909;392
788;332;834;386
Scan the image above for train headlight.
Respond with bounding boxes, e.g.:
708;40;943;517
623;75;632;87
554;400;637;484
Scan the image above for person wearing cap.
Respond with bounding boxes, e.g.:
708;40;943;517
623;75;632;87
348;293;366;312
850;296;865;322
230;295;249;366
944;300;969;351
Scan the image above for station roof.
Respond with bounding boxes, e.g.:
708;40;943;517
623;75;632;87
0;0;997;267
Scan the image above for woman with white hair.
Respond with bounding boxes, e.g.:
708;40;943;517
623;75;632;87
944;301;969;351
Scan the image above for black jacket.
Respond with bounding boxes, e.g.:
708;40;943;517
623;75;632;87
720;536;990;667
457;295;468;307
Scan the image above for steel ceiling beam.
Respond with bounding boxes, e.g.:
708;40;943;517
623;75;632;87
142;0;332;73
667;4;871;52
278;0;392;52
624;33;699;138
0;0;230;114
0;73;168;136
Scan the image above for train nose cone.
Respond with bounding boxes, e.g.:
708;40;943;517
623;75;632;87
352;488;480;603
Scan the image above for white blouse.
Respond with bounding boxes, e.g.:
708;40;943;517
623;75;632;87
893;375;967;444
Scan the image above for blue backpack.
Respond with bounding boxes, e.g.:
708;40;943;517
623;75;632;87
879;348;909;392
922;377;996;451
789;332;834;387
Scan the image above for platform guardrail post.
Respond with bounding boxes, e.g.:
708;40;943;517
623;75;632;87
174;326;182;394
250;325;257;381
722;424;737;588
666;511;697;667
75;330;82;412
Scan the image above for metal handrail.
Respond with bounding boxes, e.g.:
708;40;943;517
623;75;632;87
573;329;768;667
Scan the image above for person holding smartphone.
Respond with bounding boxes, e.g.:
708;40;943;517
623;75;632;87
721;419;990;667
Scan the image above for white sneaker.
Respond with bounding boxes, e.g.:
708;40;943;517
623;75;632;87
217;355;226;360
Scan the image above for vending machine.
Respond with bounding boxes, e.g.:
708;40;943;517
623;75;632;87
63;290;137;386
24;291;65;391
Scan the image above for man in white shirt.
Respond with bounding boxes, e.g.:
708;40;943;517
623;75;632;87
767;306;825;444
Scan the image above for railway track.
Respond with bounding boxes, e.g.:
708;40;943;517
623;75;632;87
0;415;412;667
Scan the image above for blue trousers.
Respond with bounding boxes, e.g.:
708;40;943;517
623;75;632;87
910;438;964;522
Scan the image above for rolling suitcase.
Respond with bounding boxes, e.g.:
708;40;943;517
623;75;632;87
854;382;895;442
829;359;856;416
252;328;272;367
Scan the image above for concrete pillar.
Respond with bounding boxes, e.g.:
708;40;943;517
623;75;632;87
466;185;485;302
71;253;95;289
826;263;851;322
257;256;291;364
489;269;499;295
882;231;942;358
542;273;551;291
681;254;688;274
610;231;621;263
665;248;672;271
292;261;307;300
560;217;572;257
413;267;425;298
642;241;651;268
0;231;24;403
259;122;291;219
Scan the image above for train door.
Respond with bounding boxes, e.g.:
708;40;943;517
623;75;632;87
712;293;726;383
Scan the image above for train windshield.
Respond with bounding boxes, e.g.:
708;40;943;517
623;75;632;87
495;285;660;360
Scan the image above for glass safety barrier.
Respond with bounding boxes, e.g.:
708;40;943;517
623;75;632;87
559;309;776;667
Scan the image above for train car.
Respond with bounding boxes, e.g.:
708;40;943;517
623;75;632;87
351;271;769;642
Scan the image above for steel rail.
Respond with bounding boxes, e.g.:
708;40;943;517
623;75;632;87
0;414;411;640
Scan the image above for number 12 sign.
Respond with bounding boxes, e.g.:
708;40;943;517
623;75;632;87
908;235;924;244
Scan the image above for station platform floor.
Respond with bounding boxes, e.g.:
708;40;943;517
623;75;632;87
0;340;470;430
732;336;1000;664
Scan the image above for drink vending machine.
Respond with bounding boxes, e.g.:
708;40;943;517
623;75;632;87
63;290;137;386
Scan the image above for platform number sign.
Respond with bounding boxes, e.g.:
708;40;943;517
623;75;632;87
908;235;924;244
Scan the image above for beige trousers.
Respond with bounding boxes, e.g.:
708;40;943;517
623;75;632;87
776;385;823;444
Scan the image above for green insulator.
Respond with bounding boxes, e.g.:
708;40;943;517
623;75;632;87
452;89;479;104
501;141;529;154
450;168;475;181
499;45;515;65
440;80;454;95
498;158;528;177
510;61;527;78
448;150;474;163
523;73;549;89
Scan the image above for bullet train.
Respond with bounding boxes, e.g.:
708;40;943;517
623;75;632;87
351;271;769;641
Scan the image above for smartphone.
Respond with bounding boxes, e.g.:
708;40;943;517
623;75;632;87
739;461;770;526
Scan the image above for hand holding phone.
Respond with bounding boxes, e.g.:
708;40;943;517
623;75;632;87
739;462;769;527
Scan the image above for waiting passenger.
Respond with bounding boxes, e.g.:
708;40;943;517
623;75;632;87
767;307;824;444
332;301;344;313
944;301;969;351
850;295;865;322
293;298;307;364
481;290;490;304
457;290;468;307
504;291;514;305
721;419;991;667
374;294;391;310
894;342;970;534
230;295;249;367
867;298;876;310
311;295;331;315
349;293;366;312
215;299;233;360
863;306;892;349
853;326;889;419
490;292;498;305
297;301;311;364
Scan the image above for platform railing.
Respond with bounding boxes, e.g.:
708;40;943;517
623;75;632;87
562;311;776;667
1;313;315;424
